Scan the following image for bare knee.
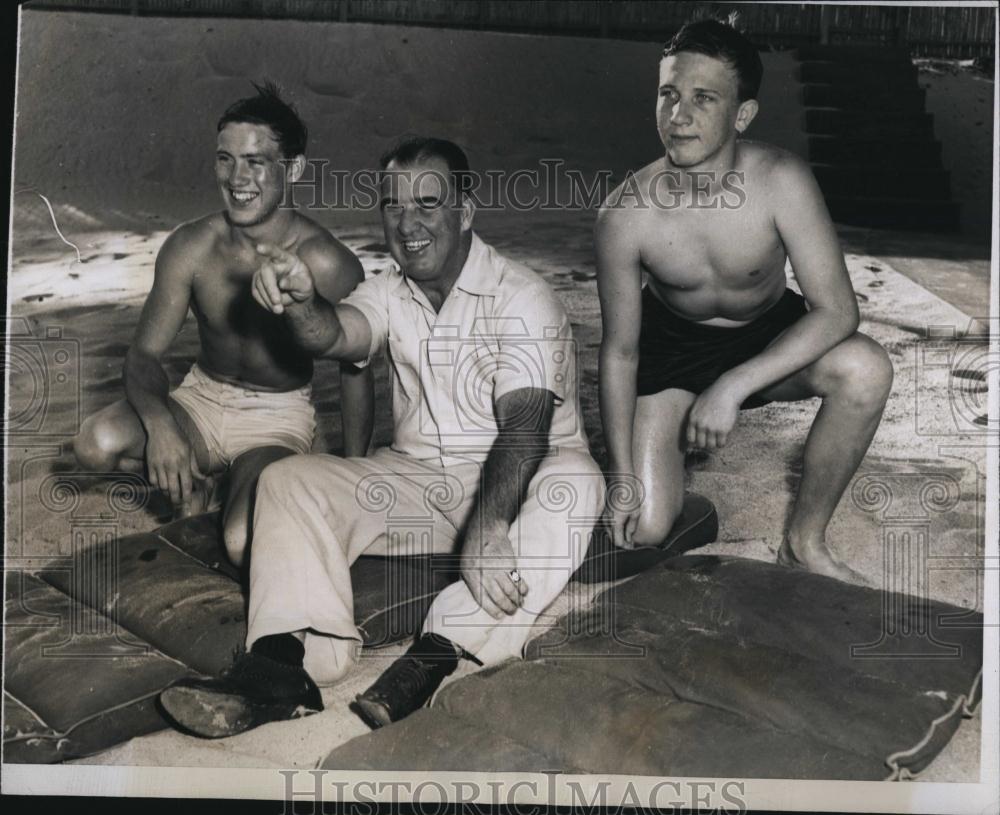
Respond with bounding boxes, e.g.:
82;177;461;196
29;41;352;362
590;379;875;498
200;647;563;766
73;416;125;471
632;491;684;546
815;335;894;410
223;517;248;568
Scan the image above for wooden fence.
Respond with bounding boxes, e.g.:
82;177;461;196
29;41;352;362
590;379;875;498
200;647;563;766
26;1;997;58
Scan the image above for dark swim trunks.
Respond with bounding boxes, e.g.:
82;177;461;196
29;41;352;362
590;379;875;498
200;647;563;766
636;286;809;408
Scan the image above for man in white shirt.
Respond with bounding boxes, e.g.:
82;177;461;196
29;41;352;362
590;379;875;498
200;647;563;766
159;137;604;737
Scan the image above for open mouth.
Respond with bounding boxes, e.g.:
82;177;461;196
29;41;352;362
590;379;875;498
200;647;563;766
402;239;432;254
229;189;260;206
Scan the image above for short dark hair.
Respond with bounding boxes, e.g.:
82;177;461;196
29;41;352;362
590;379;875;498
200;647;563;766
378;136;473;195
662;16;763;101
217;81;307;158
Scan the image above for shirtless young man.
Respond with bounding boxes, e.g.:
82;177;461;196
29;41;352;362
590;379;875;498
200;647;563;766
73;83;373;566
596;19;893;582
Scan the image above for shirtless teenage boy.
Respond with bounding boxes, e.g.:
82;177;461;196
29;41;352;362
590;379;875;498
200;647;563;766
596;19;893;582
73;83;373;566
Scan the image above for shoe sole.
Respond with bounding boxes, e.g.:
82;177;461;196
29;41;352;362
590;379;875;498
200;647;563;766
351;697;393;730
161;685;320;739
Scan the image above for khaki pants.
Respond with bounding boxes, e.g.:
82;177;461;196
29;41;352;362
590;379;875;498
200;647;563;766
246;446;604;684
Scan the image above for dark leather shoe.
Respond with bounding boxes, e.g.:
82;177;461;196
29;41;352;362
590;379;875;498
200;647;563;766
159;651;323;738
352;634;459;729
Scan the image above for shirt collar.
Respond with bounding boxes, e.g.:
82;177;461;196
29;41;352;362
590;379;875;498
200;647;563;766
390;232;500;300
454;233;501;295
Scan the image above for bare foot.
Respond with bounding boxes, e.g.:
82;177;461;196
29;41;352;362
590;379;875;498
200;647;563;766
777;538;872;587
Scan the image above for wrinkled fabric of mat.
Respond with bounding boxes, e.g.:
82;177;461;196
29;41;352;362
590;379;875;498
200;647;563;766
2;512;457;763
2;496;718;763
322;555;983;780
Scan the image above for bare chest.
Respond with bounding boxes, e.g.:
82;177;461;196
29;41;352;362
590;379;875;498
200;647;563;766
190;255;270;336
639;205;786;291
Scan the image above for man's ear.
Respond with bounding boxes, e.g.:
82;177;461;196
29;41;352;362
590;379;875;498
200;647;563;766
285;154;306;183
459;193;476;233
734;99;759;134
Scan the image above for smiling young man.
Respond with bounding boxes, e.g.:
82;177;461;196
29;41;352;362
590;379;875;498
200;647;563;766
597;18;893;582
156;137;603;737
73;83;373;566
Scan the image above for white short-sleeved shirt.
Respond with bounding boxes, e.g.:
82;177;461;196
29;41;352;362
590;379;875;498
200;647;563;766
342;233;591;466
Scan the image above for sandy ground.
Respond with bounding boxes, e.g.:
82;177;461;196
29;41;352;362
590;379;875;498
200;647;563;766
5;202;990;781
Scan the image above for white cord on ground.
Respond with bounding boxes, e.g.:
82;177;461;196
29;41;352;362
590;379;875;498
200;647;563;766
16;189;83;264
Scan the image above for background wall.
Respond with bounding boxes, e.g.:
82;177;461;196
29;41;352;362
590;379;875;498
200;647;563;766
23;1;998;58
13;9;805;231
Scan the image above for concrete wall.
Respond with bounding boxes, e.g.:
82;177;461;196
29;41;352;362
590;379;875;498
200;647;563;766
14;9;805;228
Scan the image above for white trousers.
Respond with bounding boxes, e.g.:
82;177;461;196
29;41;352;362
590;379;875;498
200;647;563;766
246;445;604;684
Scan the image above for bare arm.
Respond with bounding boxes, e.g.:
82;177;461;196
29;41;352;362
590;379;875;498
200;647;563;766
595;203;645;547
251;240;374;363
460;387;555;619
686;156;859;451
124;226;200;504
299;238;376;457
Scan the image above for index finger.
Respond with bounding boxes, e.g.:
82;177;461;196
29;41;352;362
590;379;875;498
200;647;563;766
165;466;182;505
256;242;296;268
255;242;283;259
179;461;192;505
255;265;285;310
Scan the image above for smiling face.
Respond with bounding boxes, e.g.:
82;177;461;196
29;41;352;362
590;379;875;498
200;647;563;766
656;51;757;169
215;122;299;228
380;156;474;286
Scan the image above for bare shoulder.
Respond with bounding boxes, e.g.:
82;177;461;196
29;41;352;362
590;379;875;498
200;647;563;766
596;159;661;243
155;214;220;279
740;141;816;191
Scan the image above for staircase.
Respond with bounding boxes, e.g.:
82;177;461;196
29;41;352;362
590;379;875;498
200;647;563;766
798;44;960;232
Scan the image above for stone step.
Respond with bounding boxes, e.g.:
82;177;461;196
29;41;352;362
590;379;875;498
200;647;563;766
803;83;926;112
804;108;934;139
796;44;913;62
812;163;951;200
825;195;961;232
799;59;917;85
808;134;942;166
